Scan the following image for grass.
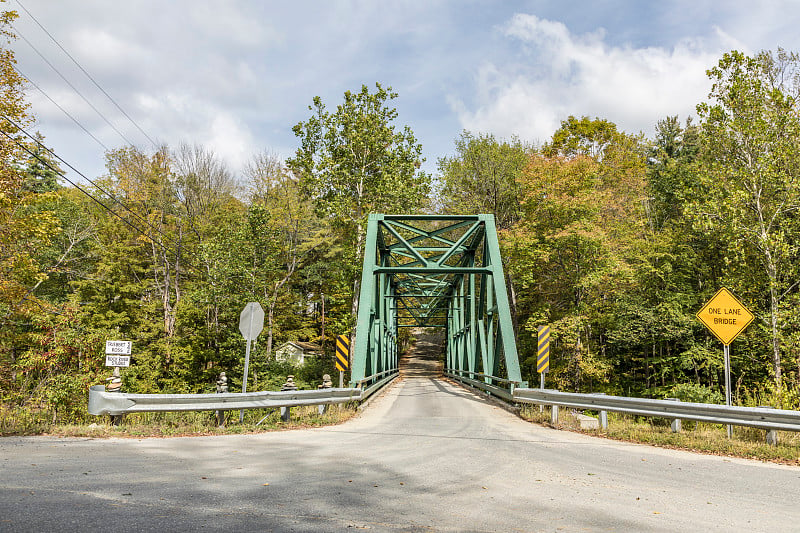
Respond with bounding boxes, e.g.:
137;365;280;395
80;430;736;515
1;403;359;438
518;403;800;465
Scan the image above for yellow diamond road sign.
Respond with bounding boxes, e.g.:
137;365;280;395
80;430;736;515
696;288;754;346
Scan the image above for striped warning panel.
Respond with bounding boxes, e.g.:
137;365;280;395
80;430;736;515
335;334;350;371
537;325;550;373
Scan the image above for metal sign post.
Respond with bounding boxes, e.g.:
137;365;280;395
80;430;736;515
723;344;732;438
696;288;753;438
238;302;264;423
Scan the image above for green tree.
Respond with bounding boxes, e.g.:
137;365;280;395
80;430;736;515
437;130;534;331
509;118;648;390
287;83;430;320
0;6;62;402
437;131;532;229
546;115;620;160
244;154;318;357
695;49;800;388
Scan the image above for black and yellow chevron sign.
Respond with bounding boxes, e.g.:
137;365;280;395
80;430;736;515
537;325;550;374
335;334;350;372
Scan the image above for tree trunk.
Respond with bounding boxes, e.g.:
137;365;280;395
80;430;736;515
505;265;519;334
351;224;363;319
266;303;274;358
320;292;326;350
768;265;782;389
266;266;296;358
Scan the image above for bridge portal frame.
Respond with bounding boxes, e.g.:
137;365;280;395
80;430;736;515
351;214;525;396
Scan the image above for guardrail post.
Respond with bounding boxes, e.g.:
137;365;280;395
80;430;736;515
760;406;778;445
280;376;298;422
551;404;559;425
766;428;778;446
105;368;123;426
594;393;608;430
215;372;228;427
317;374;332;415
666;398;682;433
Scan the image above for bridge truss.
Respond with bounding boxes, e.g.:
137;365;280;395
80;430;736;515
351;214;526;397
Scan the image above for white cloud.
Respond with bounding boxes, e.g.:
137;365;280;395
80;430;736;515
69;28;149;71
451;14;729;143
13;1;800;184
134;91;256;173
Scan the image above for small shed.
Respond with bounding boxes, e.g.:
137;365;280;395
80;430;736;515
274;341;323;366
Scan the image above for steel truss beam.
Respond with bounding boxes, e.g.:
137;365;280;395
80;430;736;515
351;214;525;393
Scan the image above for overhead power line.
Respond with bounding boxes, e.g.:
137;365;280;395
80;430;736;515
13;64;111;152
1;115;184;259
14;0;159;149
12;24;139;148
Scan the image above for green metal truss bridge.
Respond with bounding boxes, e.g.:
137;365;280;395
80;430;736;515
351;214;526;399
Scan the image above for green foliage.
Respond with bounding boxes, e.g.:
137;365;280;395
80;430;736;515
437;131;532;229
289;83;430;230
740;380;800;410
694;48;800;387
8;45;800;438
667;382;724;404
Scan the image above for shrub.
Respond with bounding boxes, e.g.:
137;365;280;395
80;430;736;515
667;382;724;404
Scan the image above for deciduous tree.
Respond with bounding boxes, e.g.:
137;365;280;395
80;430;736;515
287;83;430;322
695;49;800;388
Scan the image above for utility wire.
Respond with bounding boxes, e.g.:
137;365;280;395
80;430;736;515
0;124;200;322
2;114;185;254
0;124;179;320
12;24;139;148
13;64;111;152
14;0;159;149
0;125;169;254
3;117;204;290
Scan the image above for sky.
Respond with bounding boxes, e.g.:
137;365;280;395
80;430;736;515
9;0;800;183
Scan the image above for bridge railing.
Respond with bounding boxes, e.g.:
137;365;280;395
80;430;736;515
357;369;399;400
444;369;523;401
513;388;800;432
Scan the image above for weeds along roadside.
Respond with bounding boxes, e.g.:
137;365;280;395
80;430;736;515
0;402;360;437
518;404;800;465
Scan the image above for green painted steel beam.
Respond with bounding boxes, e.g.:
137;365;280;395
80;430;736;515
375;267;492;275
350;214;524;394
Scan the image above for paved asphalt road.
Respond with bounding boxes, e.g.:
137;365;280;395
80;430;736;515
2;337;799;532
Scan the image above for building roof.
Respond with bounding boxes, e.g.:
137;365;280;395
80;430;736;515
279;341;323;353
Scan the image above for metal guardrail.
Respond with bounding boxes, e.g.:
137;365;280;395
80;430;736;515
512;388;800;432
88;385;363;416
444;370;522;401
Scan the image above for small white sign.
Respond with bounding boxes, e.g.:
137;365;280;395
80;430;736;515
105;355;131;367
105;340;132;355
